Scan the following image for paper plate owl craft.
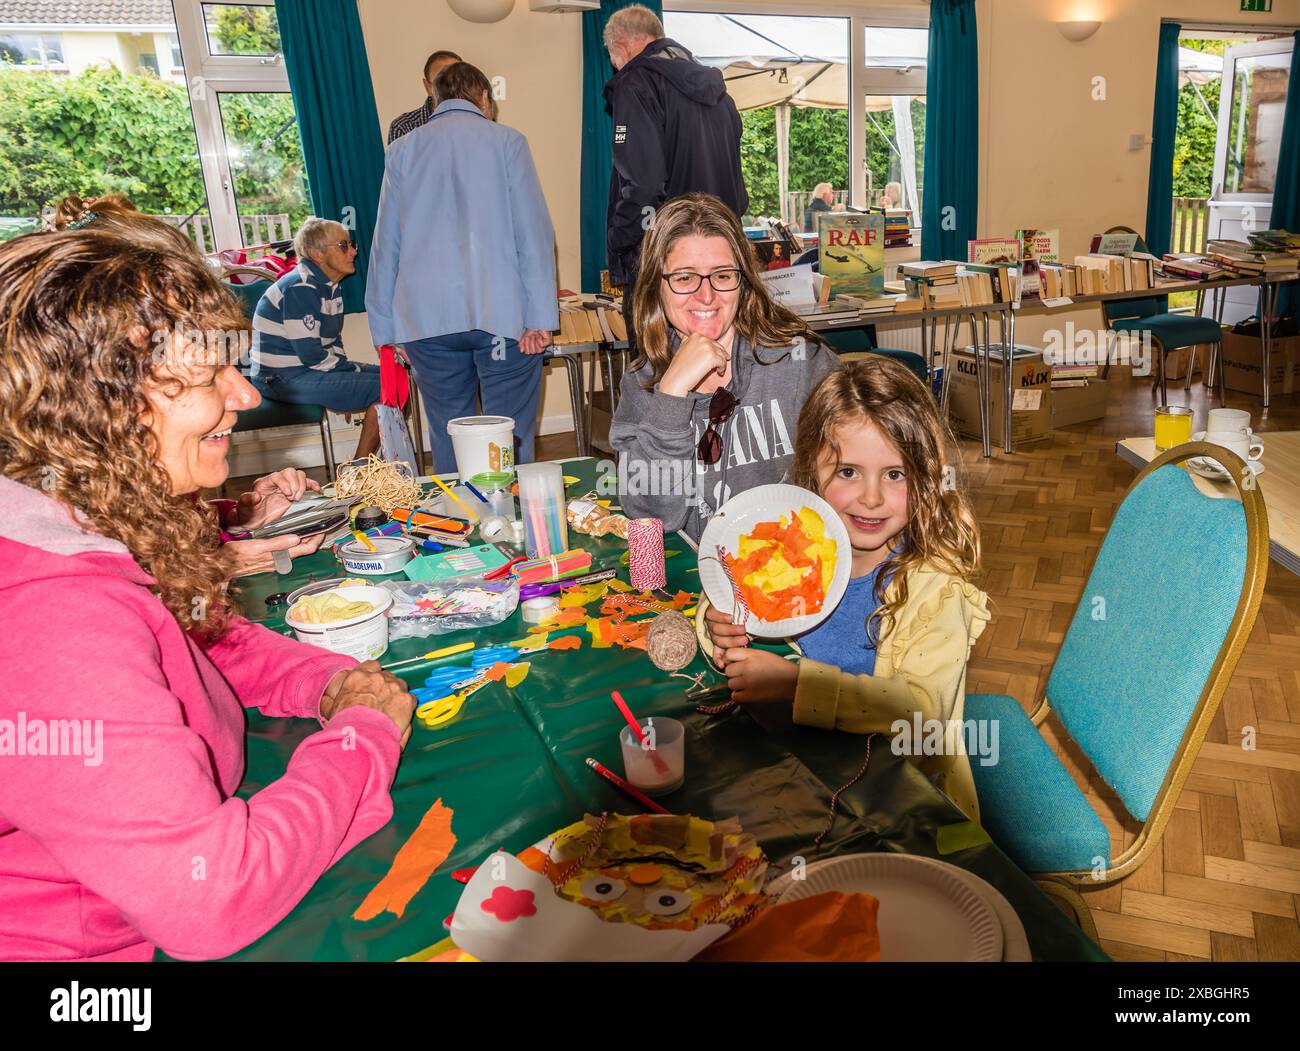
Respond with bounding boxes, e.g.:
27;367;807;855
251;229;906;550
448;813;772;962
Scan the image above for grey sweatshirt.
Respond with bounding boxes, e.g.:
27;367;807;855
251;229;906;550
610;333;839;541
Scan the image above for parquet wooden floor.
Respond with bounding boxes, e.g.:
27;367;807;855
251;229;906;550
953;366;1300;963
229;362;1300;962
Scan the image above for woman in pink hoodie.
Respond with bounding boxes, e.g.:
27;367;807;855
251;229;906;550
0;225;415;961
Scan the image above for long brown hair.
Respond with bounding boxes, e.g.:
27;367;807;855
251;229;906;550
0;227;248;640
789;357;981;643
630;193;825;383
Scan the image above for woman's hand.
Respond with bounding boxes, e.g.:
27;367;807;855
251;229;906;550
658;332;730;397
724;648;799;704
705;605;750;670
224;532;324;577
320;661;416;748
232;468;320;530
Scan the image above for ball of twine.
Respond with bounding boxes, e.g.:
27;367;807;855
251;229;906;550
646;610;699;672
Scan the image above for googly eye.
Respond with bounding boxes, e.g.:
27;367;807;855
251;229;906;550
643;888;691;916
579;875;627;902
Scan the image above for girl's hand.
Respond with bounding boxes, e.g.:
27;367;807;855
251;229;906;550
234;469;321;529
321;661;416;748
724;648;799;704
223;532;325;577
705;605;749;669
659;332;730;397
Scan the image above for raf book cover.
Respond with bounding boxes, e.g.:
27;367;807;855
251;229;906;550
818;212;885;299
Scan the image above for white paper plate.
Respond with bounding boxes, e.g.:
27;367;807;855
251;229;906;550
768;853;1004;961
767;853;1029;962
697;484;851;638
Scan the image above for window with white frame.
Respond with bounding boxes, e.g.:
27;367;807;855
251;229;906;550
861;25;927;226
660;5;928;232
0;0;308;252
0;32;65;69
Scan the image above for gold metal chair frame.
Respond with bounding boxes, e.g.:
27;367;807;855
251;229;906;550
1022;441;1269;887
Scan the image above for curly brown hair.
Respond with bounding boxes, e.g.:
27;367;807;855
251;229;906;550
789;357;981;644
630;193;827;383
0;226;248;640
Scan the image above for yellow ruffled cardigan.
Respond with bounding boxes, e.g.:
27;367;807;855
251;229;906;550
793;565;991;821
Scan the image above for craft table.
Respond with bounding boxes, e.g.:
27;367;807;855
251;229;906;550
203;457;1107;963
1117;433;1300;578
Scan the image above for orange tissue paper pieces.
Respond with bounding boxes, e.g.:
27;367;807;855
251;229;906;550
353;799;457;921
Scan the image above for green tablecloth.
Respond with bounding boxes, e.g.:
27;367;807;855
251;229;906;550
213;458;1107;962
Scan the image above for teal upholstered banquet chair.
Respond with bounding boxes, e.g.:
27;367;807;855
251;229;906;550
966;442;1268;886
1097;226;1226;407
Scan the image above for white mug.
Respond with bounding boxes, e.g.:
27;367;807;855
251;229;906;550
1207;408;1252;438
1206;430;1263;463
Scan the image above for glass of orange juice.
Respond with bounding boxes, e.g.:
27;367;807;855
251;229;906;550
1154;405;1194;451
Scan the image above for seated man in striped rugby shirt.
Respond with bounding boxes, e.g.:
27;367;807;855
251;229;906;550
250;217;382;458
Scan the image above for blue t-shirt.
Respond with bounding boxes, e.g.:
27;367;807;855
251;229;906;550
796;565;885;675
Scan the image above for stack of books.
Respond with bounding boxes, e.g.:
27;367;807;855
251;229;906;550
554;294;627;345
1159;253;1223;281
900;261;960;308
883;209;913;248
1208;239;1299;276
1051;363;1100;389
1247;229;1300;258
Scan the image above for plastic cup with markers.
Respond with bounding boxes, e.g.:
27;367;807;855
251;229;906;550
619;717;685;796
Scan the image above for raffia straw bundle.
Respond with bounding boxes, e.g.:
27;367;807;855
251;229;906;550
335;455;422;513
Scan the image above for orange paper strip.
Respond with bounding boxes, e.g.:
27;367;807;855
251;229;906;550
353;798;457;921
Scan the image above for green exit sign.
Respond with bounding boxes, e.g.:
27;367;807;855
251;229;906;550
1241;0;1272;11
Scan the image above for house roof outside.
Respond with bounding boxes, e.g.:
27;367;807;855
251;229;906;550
0;1;178;28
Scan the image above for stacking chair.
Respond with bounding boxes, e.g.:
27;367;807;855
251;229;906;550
1097;226;1225;407
223;275;338;477
966;442;1268;885
821;329;929;386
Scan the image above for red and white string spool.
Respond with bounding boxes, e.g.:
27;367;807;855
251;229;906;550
627;517;667;590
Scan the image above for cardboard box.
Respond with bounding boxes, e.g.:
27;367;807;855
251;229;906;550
1219;330;1300;396
1161;345;1204;382
948;345;1052;446
1051;377;1109;429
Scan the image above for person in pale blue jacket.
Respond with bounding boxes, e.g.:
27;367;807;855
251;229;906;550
366;61;559;472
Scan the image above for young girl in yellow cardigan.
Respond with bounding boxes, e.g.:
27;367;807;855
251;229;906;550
705;357;991;820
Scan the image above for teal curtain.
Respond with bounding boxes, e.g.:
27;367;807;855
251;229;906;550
1144;22;1181;260
1270;32;1299;318
921;0;978;261
580;0;664;292
276;0;385;313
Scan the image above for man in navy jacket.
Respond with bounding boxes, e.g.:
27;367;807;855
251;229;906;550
603;6;748;318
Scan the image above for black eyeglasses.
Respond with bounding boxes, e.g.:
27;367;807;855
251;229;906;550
697;386;738;465
662;269;743;295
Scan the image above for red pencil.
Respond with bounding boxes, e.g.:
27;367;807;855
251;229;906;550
611;690;670;774
585;757;670;815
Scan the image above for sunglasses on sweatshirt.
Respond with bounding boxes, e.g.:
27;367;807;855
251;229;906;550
697;386;738;466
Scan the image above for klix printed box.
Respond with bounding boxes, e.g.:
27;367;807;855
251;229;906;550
948;345;1052;446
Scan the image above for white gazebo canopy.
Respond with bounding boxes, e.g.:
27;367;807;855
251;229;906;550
663;13;929;222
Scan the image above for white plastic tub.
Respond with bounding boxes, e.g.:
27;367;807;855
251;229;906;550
285;584;394;660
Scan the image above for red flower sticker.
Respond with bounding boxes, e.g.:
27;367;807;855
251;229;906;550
481;886;537;922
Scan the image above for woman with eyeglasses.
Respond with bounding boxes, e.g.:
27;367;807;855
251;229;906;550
248;217;384;459
609;193;838;541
